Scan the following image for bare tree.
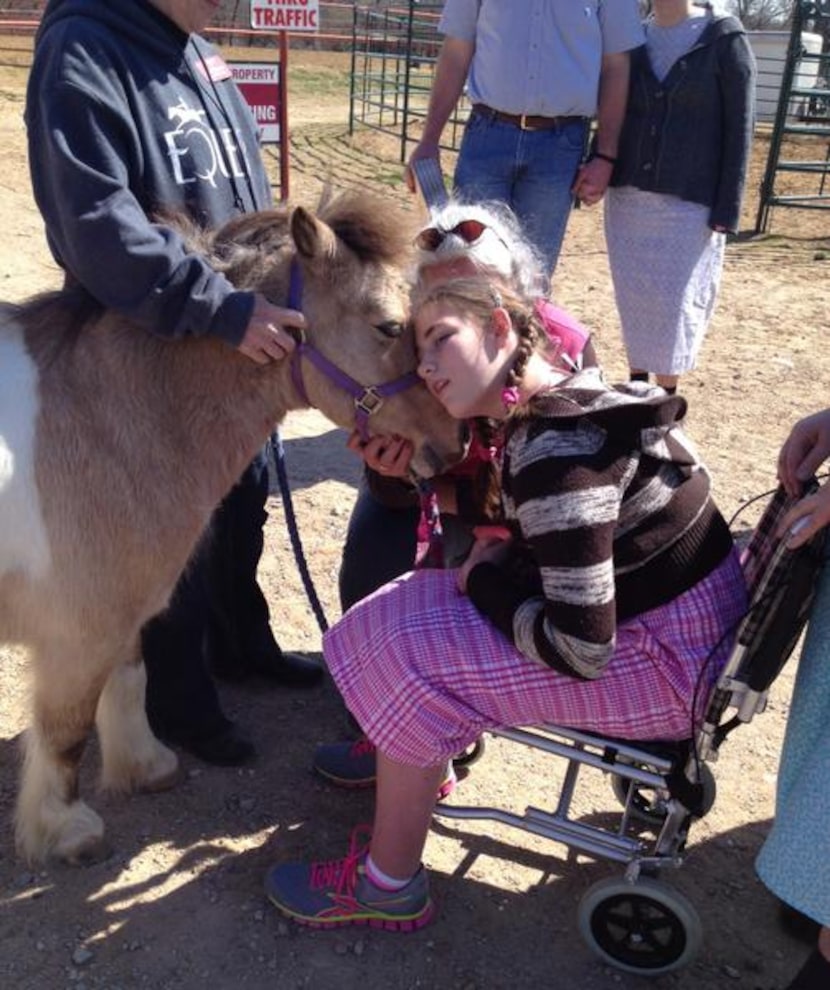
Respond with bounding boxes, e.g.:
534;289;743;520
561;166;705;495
725;1;792;29
638;1;792;27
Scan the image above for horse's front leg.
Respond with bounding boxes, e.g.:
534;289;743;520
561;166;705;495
96;649;179;794
15;646;110;865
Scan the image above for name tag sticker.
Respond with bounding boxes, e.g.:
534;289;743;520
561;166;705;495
194;54;233;82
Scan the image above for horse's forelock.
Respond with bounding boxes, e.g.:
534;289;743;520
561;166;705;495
201;210;294;288
317;190;414;266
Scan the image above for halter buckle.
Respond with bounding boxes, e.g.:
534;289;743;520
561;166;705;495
355;387;384;416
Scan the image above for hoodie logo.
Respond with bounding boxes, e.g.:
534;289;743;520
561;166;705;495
163;98;248;189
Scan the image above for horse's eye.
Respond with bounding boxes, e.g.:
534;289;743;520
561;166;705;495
374;320;404;339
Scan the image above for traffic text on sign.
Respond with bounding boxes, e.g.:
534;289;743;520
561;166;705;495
250;0;319;31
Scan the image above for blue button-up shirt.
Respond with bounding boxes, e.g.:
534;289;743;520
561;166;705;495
439;0;644;117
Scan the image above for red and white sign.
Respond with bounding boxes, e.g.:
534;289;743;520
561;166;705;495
250;0;320;33
231;62;281;144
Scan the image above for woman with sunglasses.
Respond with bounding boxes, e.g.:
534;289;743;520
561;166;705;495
327;202;594;787
264;276;747;931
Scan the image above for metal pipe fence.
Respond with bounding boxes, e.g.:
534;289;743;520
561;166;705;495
756;1;830;231
349;1;468;163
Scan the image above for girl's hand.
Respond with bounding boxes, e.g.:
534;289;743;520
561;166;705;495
457;531;513;594
346;432;414;478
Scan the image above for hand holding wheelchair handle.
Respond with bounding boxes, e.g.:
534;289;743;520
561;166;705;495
776;407;830;548
780;489;830;550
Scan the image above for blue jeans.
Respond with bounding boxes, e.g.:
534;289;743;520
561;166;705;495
454;109;588;279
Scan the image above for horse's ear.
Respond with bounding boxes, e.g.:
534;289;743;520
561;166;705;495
291;206;337;263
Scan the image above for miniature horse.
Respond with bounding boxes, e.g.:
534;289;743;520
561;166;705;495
0;189;465;863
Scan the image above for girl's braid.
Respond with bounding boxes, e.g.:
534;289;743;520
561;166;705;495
502;307;540;404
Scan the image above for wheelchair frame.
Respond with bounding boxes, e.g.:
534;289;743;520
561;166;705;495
434;483;826;976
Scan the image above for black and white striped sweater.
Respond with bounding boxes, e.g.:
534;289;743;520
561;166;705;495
466;368;735;680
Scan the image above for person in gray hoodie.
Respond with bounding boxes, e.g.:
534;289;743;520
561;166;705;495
25;0;323;766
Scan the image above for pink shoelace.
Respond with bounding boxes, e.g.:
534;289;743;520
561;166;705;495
309;823;372;895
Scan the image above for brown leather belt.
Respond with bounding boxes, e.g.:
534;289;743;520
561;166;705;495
471;103;585;131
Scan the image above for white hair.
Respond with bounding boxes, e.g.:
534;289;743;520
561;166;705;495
413;199;547;298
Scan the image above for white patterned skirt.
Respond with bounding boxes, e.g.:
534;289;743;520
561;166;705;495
323;554;747;767
604;187;726;375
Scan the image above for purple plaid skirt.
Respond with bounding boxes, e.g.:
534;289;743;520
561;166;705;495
323;552;747;767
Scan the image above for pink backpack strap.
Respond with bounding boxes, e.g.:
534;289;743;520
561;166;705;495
534;299;591;370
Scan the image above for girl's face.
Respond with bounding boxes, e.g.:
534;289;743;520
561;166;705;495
415;299;510;420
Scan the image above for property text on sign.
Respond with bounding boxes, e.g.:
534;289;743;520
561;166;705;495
231;62;281;144
250;0;319;32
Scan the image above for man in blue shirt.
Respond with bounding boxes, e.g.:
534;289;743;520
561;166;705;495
406;0;644;281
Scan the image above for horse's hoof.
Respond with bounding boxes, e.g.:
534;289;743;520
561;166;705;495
100;740;180;794
23;801;110;866
139;742;181;792
60;835;113;867
139;761;184;793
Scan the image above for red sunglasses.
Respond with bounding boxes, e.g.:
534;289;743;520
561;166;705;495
415;219;492;251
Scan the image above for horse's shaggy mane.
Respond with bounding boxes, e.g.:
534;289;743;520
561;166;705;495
315;187;414;266
13;189;415;365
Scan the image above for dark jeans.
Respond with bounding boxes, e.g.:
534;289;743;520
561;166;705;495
338;485;474;612
454;110;588;280
143;451;271;741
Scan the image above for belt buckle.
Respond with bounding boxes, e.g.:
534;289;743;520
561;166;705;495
519;113;532;131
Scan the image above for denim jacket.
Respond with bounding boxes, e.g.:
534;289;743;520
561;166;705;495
610;15;756;232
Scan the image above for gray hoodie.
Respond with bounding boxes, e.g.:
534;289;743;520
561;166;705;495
26;0;272;343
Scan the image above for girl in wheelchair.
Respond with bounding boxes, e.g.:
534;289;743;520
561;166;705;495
265;276;748;931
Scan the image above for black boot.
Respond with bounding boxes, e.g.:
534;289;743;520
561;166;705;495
143;558;256;767
785;947;830;990
244;624;324;687
203;454;323;689
171;723;256;767
209;620;324;688
779;902;822;945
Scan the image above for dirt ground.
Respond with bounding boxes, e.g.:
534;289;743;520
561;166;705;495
1;40;830;990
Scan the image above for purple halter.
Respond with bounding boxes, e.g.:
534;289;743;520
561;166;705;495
287;259;421;442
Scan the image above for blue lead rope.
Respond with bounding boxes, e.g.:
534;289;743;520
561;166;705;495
269;429;330;635
268;256;329;635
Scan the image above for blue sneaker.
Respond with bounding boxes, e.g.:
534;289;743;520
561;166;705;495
313;738;456;799
264;826;435;931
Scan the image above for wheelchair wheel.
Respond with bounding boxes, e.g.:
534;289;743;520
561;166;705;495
577;876;702;975
610;763;716;826
452;737;486;768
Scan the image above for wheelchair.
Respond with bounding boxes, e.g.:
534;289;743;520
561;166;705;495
434;482;827;976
